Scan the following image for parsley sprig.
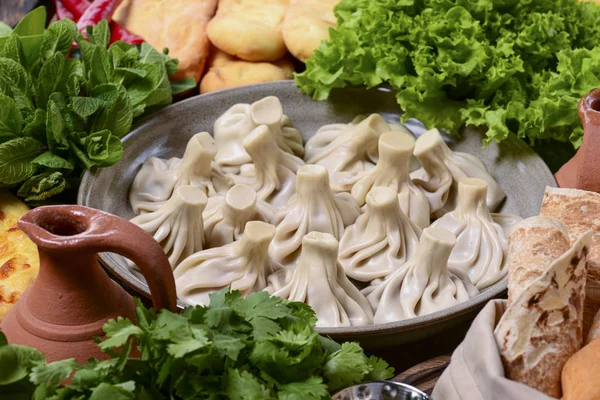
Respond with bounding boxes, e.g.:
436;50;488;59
0;288;393;399
0;7;195;203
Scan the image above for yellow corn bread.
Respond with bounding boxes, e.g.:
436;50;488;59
207;0;289;62
0;191;38;322
200;48;295;93
113;0;218;83
282;0;339;62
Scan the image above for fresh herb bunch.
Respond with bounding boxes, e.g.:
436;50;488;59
0;7;195;203
0;288;393;399
296;0;600;159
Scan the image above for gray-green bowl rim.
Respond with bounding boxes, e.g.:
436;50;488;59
78;79;554;336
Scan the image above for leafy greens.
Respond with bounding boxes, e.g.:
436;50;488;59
0;7;196;202
296;0;600;169
0;288;393;399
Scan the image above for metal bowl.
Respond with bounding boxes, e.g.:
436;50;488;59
334;381;431;400
78;80;556;348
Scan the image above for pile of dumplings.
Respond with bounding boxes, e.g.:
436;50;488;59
128;96;522;328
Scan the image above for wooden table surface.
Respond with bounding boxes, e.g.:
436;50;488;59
0;2;482;394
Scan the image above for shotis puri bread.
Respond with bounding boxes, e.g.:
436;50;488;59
114;0;218;82
207;0;289;62
282;0;339;62
200;48;295;94
561;332;600;400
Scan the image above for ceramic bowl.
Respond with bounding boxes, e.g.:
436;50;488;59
78;80;556;348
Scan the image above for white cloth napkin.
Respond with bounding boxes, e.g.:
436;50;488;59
432;299;555;400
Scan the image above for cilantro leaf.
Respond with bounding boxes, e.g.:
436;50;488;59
233;290;290;321
213;333;246;361
249;316;281;339
0;279;390;399
30;358;78;386
227;369;272;400
365;355;394;382
89;382;135;400
99;317;142;350
167;327;210;358
150;310;188;340
278;377;329;400
0;344;43;385
323;342;371;392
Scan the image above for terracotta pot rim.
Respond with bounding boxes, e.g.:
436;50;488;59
579;88;600;119
18;205;115;251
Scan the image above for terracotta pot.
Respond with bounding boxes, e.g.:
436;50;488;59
0;205;177;363
555;89;600;191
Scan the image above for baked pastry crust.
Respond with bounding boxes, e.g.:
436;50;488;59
0;192;39;322
200;48;294;94
207;0;289;62
282;0;338;62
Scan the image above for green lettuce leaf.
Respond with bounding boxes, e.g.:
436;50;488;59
296;0;600;158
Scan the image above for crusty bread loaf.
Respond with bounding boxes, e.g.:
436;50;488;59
113;0;218;82
561;335;600;400
540;186;600;338
207;0;289;62
506;216;571;306
200;48;295;94
282;0;339;62
495;216;591;398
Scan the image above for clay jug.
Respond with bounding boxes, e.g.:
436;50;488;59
555;89;600;191
0;205;177;363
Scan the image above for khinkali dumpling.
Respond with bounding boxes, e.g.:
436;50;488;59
203;184;269;248
364;227;479;323
430;178;522;289
410;129;505;218
213;96;304;173
130;185;207;270
304;114;390;176
229;125;304;208
351;132;430;228
339;187;421;282
129;132;229;214
174;221;279;306
269;164;361;267
267;231;374;327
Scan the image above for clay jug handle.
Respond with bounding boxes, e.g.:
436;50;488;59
19;206;178;313
98;218;178;313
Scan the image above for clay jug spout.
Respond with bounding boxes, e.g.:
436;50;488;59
556;89;600;192
1;205;177;363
